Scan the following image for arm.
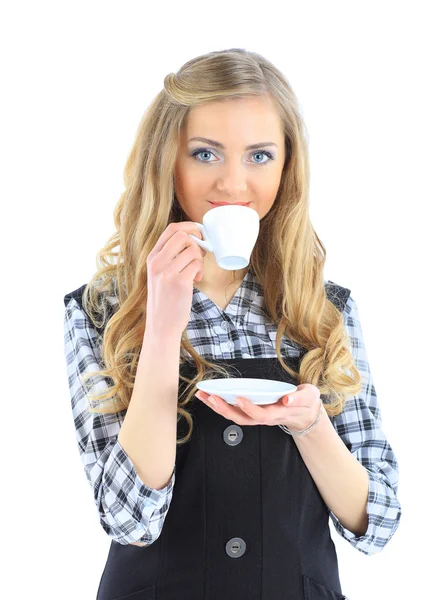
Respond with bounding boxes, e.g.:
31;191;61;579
63;298;179;546
289;295;401;555
117;323;181;491
288;407;370;537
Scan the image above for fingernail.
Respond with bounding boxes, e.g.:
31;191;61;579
287;394;295;405
207;395;217;407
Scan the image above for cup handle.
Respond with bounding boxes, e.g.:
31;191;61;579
189;223;214;253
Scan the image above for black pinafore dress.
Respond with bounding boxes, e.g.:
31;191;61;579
67;283;350;600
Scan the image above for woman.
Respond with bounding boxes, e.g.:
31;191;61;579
63;48;401;600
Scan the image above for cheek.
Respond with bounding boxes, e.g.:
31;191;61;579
187;176;213;200
258;181;280;203
179;160;212;193
260;167;283;198
254;177;283;216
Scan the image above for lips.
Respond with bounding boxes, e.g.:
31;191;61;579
208;201;250;207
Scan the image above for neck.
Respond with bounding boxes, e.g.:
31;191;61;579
197;253;248;288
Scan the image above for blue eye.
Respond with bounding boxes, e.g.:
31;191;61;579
191;148;275;166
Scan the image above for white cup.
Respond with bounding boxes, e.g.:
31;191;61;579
189;205;260;270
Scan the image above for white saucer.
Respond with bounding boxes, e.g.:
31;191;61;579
196;377;297;406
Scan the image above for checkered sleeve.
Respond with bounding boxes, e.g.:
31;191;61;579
328;294;402;555
63;296;175;546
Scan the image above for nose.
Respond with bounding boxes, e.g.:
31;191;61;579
215;162;248;196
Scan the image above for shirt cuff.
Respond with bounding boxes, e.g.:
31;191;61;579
328;469;401;556
112;438;176;498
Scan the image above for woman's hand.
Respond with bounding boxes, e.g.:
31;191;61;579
145;222;207;339
195;383;322;432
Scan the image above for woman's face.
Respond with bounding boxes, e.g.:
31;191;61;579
174;96;286;224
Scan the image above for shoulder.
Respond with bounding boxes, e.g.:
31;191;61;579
63;280;119;336
64;283;87;310
64;278;119;310
324;279;352;314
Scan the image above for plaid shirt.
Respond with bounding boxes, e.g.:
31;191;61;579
63;272;401;554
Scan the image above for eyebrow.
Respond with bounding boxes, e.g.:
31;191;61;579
188;136;278;150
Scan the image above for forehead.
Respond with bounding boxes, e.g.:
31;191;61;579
183;96;283;138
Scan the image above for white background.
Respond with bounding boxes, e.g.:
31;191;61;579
2;1;437;598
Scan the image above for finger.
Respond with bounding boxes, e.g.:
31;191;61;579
150;230;205;279
281;388;315;407
234;396;275;421
282;393;296;406
236;395;306;421
168;242;205;278
199;393;255;425
149;222;202;259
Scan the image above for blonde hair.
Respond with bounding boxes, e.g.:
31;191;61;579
80;48;362;445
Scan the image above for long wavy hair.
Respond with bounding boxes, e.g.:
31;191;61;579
80;48;362;445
